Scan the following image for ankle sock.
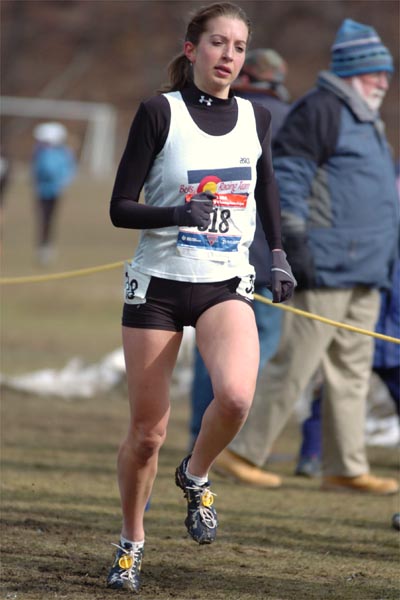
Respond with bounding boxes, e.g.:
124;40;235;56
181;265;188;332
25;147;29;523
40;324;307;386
120;535;144;550
186;466;208;486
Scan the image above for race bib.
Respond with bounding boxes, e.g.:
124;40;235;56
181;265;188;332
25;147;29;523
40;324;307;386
176;193;248;261
124;262;151;305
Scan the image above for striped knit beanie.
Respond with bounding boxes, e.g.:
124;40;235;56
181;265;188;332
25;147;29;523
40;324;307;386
331;19;393;77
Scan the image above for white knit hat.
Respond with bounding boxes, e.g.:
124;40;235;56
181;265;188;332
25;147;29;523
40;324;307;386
33;122;67;145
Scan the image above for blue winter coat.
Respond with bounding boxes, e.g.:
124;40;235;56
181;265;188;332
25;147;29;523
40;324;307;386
32;143;76;200
272;71;399;290
373;259;400;368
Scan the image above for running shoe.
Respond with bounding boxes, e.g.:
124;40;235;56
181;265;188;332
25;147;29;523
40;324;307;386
175;455;218;544
106;541;144;592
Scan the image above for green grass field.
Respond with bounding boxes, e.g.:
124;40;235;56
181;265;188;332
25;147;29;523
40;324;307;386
1;172;399;599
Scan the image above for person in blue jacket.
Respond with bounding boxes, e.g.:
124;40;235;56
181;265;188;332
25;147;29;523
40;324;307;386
214;18;399;495
373;258;400;417
32;122;76;265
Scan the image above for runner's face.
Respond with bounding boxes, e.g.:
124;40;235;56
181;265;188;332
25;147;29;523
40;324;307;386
184;16;248;99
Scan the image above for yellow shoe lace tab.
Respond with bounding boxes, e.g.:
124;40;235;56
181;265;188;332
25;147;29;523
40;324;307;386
201;488;216;507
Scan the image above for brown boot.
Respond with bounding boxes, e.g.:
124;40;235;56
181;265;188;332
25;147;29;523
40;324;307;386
212;449;282;488
321;473;399;495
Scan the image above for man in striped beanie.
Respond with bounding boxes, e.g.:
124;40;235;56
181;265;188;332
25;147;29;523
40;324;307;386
331;18;393;111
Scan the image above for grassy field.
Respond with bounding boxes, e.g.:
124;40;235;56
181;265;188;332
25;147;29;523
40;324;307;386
1;172;399;599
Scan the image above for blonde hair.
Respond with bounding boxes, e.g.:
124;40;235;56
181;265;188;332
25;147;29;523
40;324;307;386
160;2;252;93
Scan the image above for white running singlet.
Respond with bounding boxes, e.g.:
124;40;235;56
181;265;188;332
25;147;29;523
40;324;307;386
130;91;261;283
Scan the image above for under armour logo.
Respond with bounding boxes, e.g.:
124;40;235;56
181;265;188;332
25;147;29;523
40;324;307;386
199;95;213;106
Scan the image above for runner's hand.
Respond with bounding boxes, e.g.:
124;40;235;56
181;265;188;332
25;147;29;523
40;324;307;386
270;249;297;303
173;192;215;228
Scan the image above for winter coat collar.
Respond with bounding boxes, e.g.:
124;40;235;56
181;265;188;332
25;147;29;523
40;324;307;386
317;70;378;123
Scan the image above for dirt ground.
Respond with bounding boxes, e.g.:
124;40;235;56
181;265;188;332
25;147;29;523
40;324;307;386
1;385;399;600
1;173;400;599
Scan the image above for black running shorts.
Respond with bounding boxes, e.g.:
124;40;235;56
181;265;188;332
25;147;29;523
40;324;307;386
122;276;252;331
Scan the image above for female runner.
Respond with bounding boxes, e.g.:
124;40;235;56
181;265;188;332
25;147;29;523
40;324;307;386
107;2;295;592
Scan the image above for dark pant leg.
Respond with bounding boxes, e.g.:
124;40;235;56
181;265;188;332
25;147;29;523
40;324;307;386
373;366;400;416
38;196;58;245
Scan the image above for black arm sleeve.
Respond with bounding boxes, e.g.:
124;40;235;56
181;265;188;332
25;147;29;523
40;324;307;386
252;103;283;250
109;96;178;229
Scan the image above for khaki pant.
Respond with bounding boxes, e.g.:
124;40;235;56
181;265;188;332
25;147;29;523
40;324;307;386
230;286;380;477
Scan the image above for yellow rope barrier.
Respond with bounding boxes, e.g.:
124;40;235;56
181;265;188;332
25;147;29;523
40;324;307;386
1;262;398;345
254;293;400;345
0;260;125;284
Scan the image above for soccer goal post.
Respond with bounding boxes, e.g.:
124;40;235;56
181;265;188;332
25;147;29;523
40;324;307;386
0;96;117;178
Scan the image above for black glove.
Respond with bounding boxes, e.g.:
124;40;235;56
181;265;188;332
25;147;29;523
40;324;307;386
283;233;316;290
173;192;215;229
270;249;297;303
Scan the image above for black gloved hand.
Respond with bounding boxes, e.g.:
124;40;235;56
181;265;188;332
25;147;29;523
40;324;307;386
270;249;297;303
173;192;215;229
283;233;316;290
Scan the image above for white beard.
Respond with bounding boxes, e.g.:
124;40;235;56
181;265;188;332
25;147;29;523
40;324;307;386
350;77;386;112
